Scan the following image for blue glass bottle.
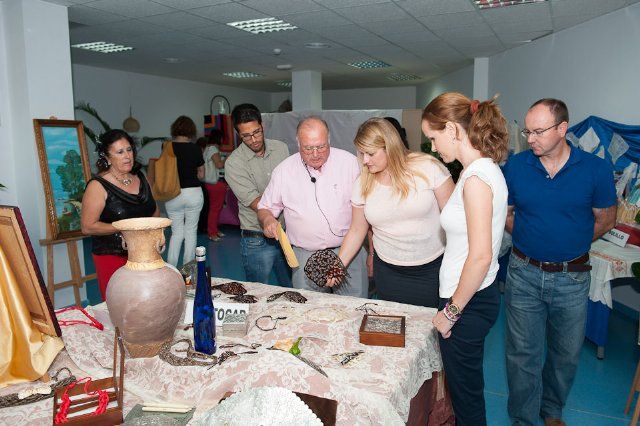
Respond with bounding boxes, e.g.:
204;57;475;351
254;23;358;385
193;246;216;354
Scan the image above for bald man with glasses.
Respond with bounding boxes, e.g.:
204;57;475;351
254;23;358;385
503;98;616;426
225;103;292;287
257;116;368;297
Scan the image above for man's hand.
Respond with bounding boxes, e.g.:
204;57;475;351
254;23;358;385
262;215;279;240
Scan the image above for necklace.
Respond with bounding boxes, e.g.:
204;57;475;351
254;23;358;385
111;171;132;186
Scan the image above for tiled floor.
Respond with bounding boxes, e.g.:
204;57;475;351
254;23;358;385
84;225;640;425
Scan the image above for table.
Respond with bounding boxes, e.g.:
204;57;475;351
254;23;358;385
0;279;449;425
586;239;640;358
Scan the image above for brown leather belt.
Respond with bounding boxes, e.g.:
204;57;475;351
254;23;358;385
512;246;592;272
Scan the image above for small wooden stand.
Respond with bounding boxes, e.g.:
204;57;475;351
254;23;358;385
39;235;96;307
52;328;125;425
359;314;406;348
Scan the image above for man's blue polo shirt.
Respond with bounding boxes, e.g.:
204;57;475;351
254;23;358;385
503;142;616;262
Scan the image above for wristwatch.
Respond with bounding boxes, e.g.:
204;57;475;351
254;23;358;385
445;298;462;320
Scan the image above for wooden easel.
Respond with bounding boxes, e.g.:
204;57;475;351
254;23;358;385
39;235;96;307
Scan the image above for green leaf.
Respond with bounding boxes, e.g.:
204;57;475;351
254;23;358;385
75;102;111;134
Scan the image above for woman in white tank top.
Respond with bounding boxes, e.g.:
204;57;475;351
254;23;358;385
422;93;509;426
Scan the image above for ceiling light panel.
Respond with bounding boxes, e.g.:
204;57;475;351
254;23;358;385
474;0;548;9
348;60;391;69
387;73;420;81
276;80;292;88
72;41;134;53
227;17;297;34
222;71;264;78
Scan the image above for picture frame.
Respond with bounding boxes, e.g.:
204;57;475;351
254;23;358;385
0;205;60;337
33;119;91;240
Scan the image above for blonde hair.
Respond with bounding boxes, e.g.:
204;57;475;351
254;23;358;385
354;117;435;199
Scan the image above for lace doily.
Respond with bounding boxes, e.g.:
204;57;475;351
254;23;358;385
196;387;322;426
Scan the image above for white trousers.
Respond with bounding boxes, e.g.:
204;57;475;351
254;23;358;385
165;187;204;267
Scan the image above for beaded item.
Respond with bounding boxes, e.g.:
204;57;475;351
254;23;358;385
332;350;364;366
304;249;349;287
267;291;307;304
255;315;288;331
0;368;75;409
158;339;217;367
230;294;257;303
206;350;258;370
212;282;247;295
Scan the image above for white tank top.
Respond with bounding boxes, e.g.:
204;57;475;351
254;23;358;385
439;157;508;298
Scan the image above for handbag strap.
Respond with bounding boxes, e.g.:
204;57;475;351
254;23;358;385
163;140;176;157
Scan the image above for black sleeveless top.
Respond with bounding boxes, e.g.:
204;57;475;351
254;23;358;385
90;171;157;256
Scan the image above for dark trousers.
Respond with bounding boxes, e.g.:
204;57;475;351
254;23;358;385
373;253;442;308
438;283;500;426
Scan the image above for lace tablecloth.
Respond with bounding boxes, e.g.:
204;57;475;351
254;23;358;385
589;239;640;308
0;279;443;425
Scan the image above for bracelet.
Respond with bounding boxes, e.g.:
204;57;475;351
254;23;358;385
443;300;462;323
442;307;458;323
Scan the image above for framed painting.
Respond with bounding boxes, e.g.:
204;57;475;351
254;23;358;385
33;119;91;240
0;205;60;336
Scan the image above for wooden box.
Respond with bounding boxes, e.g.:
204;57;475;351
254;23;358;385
52;328;125;425
359;314;406;348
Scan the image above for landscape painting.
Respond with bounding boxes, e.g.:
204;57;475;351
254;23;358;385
33;119;91;240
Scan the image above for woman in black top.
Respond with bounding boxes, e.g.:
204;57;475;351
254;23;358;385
164;116;205;267
81;129;158;300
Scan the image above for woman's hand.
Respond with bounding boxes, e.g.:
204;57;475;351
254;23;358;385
432;310;454;338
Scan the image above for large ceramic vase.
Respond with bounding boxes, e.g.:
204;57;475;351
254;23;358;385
106;217;185;358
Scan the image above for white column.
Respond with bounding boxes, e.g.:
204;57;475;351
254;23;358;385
0;0;85;307
292;70;322;111
473;57;489;101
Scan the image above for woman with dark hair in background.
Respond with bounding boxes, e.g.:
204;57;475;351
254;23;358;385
384;116;409;149
203;128;227;241
81;129;158;300
165;115;204;267
422;92;509;426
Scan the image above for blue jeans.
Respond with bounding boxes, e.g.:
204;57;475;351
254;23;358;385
240;233;292;287
505;252;590;425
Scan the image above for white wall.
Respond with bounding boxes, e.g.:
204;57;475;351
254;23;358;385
1;0;83;308
270;85;417;112
415;65;474;108
0;2;17;206
491;3;640;125
72;64;272;143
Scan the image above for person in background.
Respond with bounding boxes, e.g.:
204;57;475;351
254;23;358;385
196;136;209;235
330;117;454;307
165;115;204;267
258;116;367;298
384;116;410;149
422;92;509;426
81;129;158;300
503;98;617;426
203;129;227;242
225;103;292;286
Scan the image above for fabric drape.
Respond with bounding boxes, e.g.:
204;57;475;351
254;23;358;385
0;244;63;388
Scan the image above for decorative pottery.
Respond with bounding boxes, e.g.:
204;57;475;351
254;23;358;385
106;217;185;358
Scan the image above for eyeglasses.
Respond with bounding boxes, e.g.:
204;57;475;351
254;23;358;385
521;122;563;138
238;127;263;143
301;143;329;153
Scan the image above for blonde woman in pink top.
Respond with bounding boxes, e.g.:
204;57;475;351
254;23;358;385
329;117;454;307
